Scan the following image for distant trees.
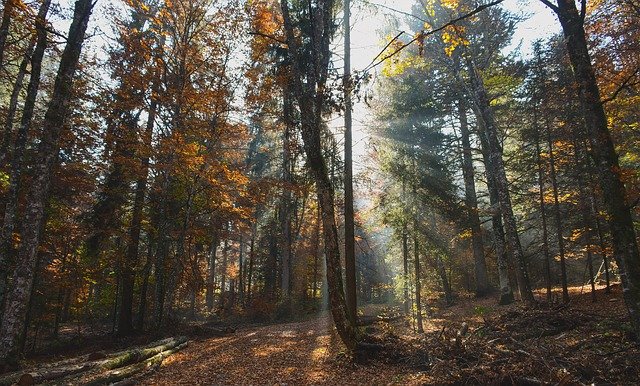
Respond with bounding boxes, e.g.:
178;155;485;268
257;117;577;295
370;0;640;338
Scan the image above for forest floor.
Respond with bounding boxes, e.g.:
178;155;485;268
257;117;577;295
4;284;638;385
139;284;640;385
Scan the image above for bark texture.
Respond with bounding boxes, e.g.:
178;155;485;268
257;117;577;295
0;0;93;367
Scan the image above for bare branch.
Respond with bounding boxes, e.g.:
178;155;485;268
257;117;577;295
538;0;559;13
602;67;640;104
248;31;286;46
362;0;505;73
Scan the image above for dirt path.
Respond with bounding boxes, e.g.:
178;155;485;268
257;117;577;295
141;285;639;385
142;315;413;385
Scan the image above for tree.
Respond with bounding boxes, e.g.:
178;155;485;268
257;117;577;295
541;0;640;334
0;0;94;368
279;0;357;350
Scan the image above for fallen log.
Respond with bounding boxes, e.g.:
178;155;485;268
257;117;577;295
84;341;188;386
0;337;187;386
102;336;187;370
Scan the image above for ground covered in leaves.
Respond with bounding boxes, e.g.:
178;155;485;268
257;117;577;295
139;284;639;385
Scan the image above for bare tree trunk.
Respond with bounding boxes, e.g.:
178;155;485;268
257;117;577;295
343;0;357;327
589;178;611;293
546;126;569;303
0;0;93;368
413;233;423;333
1;35;35;161
466;60;534;303
118;99;156;336
0;0;51;316
478;131;513;305
136;252;152;332
0;0;15;72
458;99;490;297
246;229;255;303
205;231;219;311
534;132;553;303
218;239;228;311
402;225;410;312
280;93;293;299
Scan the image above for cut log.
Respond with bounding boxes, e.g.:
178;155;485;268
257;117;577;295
0;337;187;386
102;336;187;370
84;342;188;386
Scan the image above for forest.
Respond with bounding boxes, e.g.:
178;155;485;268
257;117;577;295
0;0;638;384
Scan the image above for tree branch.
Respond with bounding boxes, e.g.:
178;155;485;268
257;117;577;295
538;0;559;14
248;31;286;46
362;0;505;73
602;67;640;104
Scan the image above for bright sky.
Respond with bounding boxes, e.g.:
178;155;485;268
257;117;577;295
343;0;561;176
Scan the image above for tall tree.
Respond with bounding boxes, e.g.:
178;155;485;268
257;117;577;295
279;0;357;350
0;0;94;368
541;0;640;332
343;0;357;327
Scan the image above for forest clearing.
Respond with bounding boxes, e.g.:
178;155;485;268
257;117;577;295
0;0;639;384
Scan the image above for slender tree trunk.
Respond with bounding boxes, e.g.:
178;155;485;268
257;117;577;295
0;0;93;367
402;189;410;315
0;0;15;72
206;231;219;311
413;233;423;333
0;0;51;316
572;137;597;301
280;93;293;298
218;239;228;311
546;127;569;303
136;252;152;332
118;99;156;336
458;99;490;296
1;35;35;161
238;236;244;306
589;180;611;292
534;132;553;303
343;0;357;327
246;229;254;303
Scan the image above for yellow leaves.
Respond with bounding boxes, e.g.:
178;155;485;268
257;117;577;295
441;25;469;56
380;35;427;77
441;0;460;10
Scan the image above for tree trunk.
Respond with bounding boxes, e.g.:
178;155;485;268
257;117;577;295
0;0;51;316
246;229;254;303
343;0;357;327
1;34;35;162
136;252;152;332
546;126;569;303
413;233;423;333
478;131;513;305
534;131;553;303
551;0;640;333
205;231;219;310
402;185;410;314
457;98;490;297
280;0;357;351
280;93;293;299
0;0;93;367
466;60;534;304
0;0;15;72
